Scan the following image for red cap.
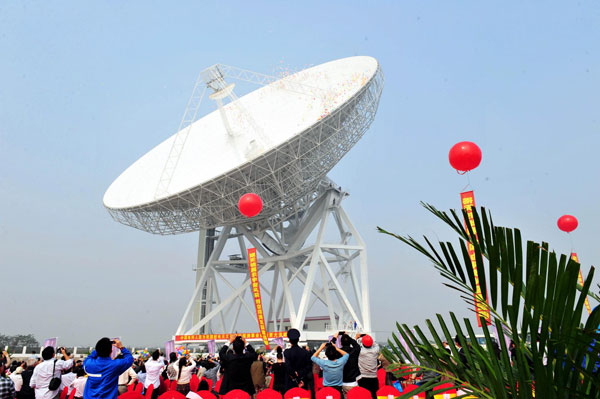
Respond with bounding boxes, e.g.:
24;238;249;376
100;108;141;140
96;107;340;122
362;334;373;347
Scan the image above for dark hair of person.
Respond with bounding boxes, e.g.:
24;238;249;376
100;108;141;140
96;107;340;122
289;338;299;346
152;350;160;361
139;364;146;373
76;368;85;377
325;344;338;360
340;334;352;347
42;346;55;360
454;335;462;346
276;346;283;360
232;337;245;354
116;354;124;359
95;338;113;358
170;352;177;363
177;357;187;380
199;380;209;391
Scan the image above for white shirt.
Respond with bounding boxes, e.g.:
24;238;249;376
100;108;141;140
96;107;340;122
172;360;196;384
30;358;74;399
9;373;23;392
118;368;137;385
60;372;76;393
144;359;164;389
69;377;87;398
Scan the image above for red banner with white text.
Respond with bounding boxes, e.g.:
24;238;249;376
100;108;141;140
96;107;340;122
248;248;270;349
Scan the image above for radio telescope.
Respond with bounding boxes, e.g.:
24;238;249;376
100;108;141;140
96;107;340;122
104;56;384;342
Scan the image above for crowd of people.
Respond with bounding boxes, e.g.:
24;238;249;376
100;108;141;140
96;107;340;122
0;329;391;399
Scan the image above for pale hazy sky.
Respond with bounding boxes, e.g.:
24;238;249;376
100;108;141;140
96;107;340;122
1;1;599;347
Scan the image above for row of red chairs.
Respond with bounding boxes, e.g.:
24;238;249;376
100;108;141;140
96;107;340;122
117;385;443;399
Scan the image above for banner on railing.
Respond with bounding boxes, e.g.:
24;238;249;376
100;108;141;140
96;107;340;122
175;331;286;342
164;340;175;357
207;340;216;355
461;191;491;327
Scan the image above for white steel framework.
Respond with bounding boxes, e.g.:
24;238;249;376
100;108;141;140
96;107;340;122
176;181;371;340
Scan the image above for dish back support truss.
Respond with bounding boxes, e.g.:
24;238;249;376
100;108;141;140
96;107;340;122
176;183;371;339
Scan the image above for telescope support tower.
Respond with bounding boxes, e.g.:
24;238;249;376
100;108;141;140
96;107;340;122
176;184;371;341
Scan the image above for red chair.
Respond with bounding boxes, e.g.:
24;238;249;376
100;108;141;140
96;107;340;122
196;391;217;399
283;387;310;399
223;389;251;399
313;374;323;391
60;387;69;399
190;374;200;392
68;389;77;399
169;380;178;391
157;392;186;399
160;378;169;394
135;383;144;393
256;388;283;399
376;369;386;388
376;385;401;399
204;379;213;392
128;384;136;392
432;383;457;399
402;385;425;399
145;384;154;399
347;386;372;399
316;387;341;399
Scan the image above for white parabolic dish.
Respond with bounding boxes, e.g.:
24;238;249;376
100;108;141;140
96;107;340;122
104;56;384;234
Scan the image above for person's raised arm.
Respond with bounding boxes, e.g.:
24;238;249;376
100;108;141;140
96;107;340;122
114;340;134;374
218;342;229;360
60;348;71;362
312;343;326;358
334;346;347;357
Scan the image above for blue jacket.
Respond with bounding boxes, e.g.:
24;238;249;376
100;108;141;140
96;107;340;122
83;347;133;399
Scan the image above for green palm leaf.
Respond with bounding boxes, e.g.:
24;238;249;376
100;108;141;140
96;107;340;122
378;204;600;399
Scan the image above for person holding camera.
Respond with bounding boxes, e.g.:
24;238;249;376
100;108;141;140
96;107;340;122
218;335;257;396
311;339;349;395
30;347;73;399
172;354;196;395
83;338;133;399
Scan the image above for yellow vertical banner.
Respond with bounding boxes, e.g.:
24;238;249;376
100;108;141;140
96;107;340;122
248;248;270;349
461;191;491;327
571;252;592;315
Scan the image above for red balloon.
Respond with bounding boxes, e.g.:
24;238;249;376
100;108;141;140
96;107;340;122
449;141;482;172
557;215;578;233
238;193;263;218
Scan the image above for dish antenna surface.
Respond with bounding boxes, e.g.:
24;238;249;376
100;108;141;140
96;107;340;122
104;56;384;342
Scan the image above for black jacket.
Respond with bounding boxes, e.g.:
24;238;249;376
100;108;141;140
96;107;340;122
218;344;258;395
283;345;313;390
341;337;361;383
